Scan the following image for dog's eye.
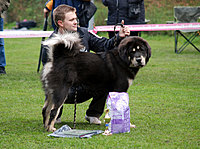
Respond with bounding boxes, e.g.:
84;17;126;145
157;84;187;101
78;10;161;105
137;46;140;49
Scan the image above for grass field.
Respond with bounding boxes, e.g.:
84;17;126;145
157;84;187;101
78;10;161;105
0;34;199;148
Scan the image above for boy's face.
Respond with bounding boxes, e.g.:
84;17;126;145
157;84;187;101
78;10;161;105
59;11;78;32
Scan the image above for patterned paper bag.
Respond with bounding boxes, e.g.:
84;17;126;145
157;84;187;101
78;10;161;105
106;92;130;134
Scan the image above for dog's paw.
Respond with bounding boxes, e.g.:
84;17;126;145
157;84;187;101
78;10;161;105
47;126;56;132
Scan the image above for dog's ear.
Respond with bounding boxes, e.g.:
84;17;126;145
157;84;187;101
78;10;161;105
141;38;151;63
118;38;132;65
143;39;151;63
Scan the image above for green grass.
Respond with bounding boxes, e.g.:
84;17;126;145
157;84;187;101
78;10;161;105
0;34;199;148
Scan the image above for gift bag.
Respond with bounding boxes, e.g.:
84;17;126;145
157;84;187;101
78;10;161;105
106;92;130;134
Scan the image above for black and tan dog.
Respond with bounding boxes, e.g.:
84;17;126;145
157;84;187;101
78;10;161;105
41;32;151;132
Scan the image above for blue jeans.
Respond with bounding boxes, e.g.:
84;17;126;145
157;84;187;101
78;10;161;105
0;17;6;67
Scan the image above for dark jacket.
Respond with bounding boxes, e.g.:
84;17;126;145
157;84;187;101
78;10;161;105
77;27;121;52
102;0;145;25
42;27;122;64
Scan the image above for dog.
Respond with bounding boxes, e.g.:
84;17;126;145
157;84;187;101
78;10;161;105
41;32;151;132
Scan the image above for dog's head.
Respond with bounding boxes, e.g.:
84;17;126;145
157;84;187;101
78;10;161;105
118;36;151;68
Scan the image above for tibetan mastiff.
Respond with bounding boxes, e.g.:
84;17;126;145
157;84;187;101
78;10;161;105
41;32;151;132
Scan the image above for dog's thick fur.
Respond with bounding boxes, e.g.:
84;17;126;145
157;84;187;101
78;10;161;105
41;32;151;132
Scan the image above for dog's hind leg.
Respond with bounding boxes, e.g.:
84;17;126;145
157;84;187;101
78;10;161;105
47;106;62;132
42;94;54;129
42;95;49;125
47;86;70;132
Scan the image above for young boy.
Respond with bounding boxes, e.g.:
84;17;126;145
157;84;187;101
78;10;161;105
42;4;130;124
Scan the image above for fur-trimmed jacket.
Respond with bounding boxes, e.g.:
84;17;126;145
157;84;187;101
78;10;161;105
0;0;10;17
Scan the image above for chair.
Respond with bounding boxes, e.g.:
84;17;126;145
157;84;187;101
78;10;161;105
174;6;200;54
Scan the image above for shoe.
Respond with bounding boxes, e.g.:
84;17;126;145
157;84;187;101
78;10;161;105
55;117;61;124
85;115;101;125
0;67;6;74
130;123;136;128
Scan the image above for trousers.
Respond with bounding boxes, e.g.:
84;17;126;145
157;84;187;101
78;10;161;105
0;18;6;67
46;85;107;119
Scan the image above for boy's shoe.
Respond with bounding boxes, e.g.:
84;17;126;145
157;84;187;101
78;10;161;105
85;115;101;125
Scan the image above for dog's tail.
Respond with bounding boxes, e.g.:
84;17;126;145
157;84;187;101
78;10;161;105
43;32;84;61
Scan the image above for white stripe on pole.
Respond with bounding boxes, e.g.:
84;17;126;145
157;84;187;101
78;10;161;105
0;31;53;38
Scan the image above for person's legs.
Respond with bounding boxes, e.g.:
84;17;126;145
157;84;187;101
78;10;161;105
56;86;107;125
86;94;107;118
56;85;93;123
85;93;108;125
0;18;6;74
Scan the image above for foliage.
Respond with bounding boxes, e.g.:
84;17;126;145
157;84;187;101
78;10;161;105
5;0;200;30
0;34;199;148
144;0;200;24
6;0;46;27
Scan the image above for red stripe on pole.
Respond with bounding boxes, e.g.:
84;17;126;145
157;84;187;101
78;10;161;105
94;23;200;32
0;23;199;38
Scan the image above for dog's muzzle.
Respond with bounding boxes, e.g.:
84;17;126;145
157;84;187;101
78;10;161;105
130;56;146;68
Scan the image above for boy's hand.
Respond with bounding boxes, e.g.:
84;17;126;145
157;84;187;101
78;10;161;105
119;20;130;37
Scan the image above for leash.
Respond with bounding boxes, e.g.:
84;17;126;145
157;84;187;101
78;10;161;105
73;88;78;129
114;23;124;35
114;23;124;47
